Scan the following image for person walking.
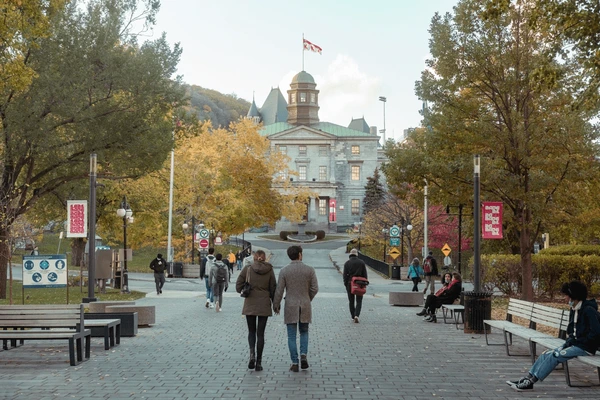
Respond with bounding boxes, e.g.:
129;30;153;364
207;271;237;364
273;245;319;372
343;248;368;323
407;258;424;292
209;253;229;312
200;248;216;308
422;251;439;295
236;250;276;372
507;281;600;391
227;251;236;279
149;253;167;295
236;250;243;270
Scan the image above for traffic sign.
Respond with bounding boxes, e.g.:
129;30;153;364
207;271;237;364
389;237;400;246
198;229;209;239
214;236;223;246
442;243;452;257
388;247;401;260
389;225;400;237
444;256;452;266
199;239;209;249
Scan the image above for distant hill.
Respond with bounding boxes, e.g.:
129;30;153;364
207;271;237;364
186;84;251;128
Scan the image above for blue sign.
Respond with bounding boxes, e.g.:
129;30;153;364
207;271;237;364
389;225;400;237
32;273;42;283
55;260;66;269
22;254;68;288
40;260;50;270
24;260;35;270
47;272;58;282
390;237;400;246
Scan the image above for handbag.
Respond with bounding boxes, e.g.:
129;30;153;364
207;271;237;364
240;267;252;298
350;276;369;296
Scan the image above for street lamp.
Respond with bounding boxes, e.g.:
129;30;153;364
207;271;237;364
83;153;98;303
116;197;133;294
400;221;413;267
182;216;197;264
378;96;386;144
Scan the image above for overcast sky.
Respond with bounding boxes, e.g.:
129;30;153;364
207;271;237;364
148;0;459;141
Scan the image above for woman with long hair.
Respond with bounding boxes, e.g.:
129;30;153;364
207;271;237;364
418;272;463;323
236;250;276;372
407;258;424;292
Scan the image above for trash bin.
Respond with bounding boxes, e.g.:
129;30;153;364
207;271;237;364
167;262;184;278
391;265;401;280
463;291;493;334
114;270;122;289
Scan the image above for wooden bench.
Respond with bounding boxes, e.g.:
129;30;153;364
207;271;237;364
83;319;121;350
0;304;91;366
564;353;600;387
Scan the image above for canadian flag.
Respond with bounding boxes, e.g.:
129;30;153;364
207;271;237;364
303;38;322;54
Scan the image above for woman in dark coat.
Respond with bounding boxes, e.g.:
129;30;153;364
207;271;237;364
236;250;276;372
420;272;462;323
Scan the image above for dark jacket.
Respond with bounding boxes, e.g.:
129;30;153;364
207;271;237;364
436;281;462;304
424;255;438;276
343;255;368;288
566;299;600;354
149;257;167;273
236;261;276;317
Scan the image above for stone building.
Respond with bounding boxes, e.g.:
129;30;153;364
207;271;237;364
248;70;384;232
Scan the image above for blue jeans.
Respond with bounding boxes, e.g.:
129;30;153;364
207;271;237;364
530;345;588;381
204;277;214;303
286;323;309;364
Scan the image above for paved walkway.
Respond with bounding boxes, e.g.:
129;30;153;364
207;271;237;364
2;246;599;399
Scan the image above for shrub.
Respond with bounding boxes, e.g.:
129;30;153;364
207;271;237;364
316;230;326;240
279;231;289;240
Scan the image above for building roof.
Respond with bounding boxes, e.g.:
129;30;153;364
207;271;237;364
260;88;288;125
247;99;260;118
291;70;315;85
348;117;370;133
261;121;374;137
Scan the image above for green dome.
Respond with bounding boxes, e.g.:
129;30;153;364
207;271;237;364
291;70;315;84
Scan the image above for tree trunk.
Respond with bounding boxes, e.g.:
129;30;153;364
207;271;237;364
0;227;9;299
520;216;534;301
71;238;85;267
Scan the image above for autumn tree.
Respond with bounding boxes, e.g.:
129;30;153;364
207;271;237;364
383;0;600;300
0;0;185;298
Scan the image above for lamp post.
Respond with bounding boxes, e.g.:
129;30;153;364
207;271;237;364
116;196;133;294
382;228;389;263
473;154;481;292
182;216;197;264
357;222;363;251
83;153;98;303
423;179;428;258
400;220;413;268
446;204;465;274
378;96;386;144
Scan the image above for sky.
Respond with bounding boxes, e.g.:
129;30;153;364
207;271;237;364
147;0;459;141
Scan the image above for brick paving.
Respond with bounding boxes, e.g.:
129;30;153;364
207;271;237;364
1;245;599;399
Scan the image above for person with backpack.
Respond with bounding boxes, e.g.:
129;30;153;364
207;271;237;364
343;248;368;323
507;281;600;391
209;253;229;312
407;258;424;292
200;248;216;308
422;251;439;295
149;253;167;295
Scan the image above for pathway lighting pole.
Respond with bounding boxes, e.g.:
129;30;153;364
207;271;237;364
116;197;133;294
182;222;189;262
83;153;98;303
473;155;481;292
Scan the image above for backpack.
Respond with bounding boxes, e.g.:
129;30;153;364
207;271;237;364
215;264;228;283
423;258;432;274
204;255;216;277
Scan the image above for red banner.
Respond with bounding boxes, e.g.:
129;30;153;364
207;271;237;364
329;199;337;222
67;200;87;238
482;202;503;239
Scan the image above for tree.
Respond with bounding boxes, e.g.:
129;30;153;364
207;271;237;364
383;0;600;300
363;167;386;214
0;0;185;298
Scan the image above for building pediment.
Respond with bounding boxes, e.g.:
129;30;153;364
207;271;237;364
269;125;337;141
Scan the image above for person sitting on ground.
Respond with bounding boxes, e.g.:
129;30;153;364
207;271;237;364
506;280;600;392
418;272;462;323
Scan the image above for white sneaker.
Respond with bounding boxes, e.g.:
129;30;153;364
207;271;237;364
209;303;215;309
215;301;219;312
354;316;360;323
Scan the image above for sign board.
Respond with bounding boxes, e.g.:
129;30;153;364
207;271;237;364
442;243;452;257
214;236;223;246
66;200;87;238
388;247;400;260
389;225;400;237
329;199;336;222
389;237;400;247
199;239;209;249
444;256;452;266
23;255;67;288
198;229;209;239
482;202;503;239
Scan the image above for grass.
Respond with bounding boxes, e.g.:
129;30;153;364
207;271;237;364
0;280;146;305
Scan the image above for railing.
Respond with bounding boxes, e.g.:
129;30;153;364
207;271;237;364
227;237;252;254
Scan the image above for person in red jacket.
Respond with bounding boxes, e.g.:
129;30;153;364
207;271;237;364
418;272;462;323
343;248;368;323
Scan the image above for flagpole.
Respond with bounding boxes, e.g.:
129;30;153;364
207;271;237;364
302;33;304;71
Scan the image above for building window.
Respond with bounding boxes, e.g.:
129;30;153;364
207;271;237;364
319;199;327;216
290;93;296;104
279;145;287;155
351;145;360;155
300;92;307;103
351;165;360;181
319;166;327;181
319;145;327;156
351;199;360;215
310;93;316;103
299;145;307;156
299;166;307;181
279;170;287;181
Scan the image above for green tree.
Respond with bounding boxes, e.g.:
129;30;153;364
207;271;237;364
0;0;185;298
383;0;600;300
363;167;386;214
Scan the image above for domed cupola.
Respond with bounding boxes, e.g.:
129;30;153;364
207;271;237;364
287;70;320;126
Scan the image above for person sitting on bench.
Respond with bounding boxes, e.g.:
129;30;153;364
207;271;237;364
417;272;462;323
506;280;600;392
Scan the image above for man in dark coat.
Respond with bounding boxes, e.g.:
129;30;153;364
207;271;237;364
343;248;368;323
149;253;167;295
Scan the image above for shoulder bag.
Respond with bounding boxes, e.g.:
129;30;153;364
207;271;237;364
240;267;252;298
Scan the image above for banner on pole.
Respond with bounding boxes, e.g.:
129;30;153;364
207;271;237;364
482;202;503;239
67;200;87;238
329;199;336;222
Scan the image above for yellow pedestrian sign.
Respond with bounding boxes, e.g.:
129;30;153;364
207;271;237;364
388;247;401;260
442;243;451;257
